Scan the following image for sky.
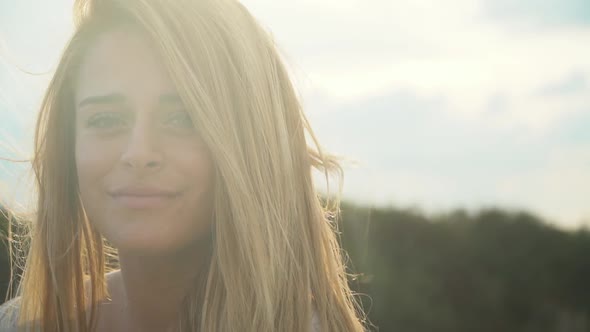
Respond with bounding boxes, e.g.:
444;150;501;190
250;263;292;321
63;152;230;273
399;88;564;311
0;0;589;229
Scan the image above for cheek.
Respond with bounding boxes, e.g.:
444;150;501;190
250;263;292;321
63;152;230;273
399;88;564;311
180;150;214;193
166;136;214;191
168;141;215;226
75;135;121;218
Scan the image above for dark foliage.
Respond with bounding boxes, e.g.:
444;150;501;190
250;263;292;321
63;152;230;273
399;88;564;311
339;202;590;332
0;206;12;302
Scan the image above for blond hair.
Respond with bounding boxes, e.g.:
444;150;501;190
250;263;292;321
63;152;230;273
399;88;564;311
8;0;367;331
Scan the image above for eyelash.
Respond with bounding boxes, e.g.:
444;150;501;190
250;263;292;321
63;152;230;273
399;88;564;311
164;111;194;129
84;111;194;131
86;113;128;129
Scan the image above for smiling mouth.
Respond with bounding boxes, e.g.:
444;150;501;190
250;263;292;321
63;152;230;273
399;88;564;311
110;194;179;209
108;186;181;209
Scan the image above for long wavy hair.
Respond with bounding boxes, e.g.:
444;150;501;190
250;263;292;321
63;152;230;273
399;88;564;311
6;0;367;331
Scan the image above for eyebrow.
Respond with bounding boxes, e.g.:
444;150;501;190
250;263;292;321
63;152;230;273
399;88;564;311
77;93;183;109
77;93;126;108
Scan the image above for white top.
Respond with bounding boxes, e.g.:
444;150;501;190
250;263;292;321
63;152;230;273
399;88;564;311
0;297;19;332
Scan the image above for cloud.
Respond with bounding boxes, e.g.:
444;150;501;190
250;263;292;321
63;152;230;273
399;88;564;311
535;71;587;96
307;89;590;228
550;105;590;145
1;0;588;227
483;0;590;26
239;0;590;138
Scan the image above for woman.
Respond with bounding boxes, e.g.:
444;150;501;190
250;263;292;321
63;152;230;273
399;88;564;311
0;0;367;331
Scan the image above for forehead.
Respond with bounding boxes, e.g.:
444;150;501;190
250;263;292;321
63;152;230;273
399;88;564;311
74;28;176;106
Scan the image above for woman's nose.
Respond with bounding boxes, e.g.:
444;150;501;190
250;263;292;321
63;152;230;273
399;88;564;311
119;120;163;172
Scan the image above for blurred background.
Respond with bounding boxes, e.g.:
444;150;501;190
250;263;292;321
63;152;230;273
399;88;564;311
1;0;589;331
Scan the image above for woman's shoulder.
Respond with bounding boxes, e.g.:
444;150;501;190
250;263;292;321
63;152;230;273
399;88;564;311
0;297;21;331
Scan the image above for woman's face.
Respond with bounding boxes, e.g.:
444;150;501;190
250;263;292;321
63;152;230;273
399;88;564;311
74;28;214;254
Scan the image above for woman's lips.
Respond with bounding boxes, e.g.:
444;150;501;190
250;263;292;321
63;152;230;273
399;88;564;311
108;186;180;209
111;194;178;209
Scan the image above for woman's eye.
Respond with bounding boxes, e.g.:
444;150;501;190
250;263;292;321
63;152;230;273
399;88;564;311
86;113;128;129
165;111;195;130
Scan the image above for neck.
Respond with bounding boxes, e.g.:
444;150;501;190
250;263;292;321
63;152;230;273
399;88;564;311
115;238;211;331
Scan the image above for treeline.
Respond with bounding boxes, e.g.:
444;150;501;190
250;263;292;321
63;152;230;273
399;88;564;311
2;203;590;331
340;202;590;332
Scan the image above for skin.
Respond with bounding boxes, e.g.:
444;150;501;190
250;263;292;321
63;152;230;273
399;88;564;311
74;27;214;331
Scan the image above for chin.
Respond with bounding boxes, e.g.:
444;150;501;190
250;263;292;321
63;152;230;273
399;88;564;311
106;222;211;257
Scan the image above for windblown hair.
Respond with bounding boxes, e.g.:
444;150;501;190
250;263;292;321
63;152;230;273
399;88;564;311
4;0;367;331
